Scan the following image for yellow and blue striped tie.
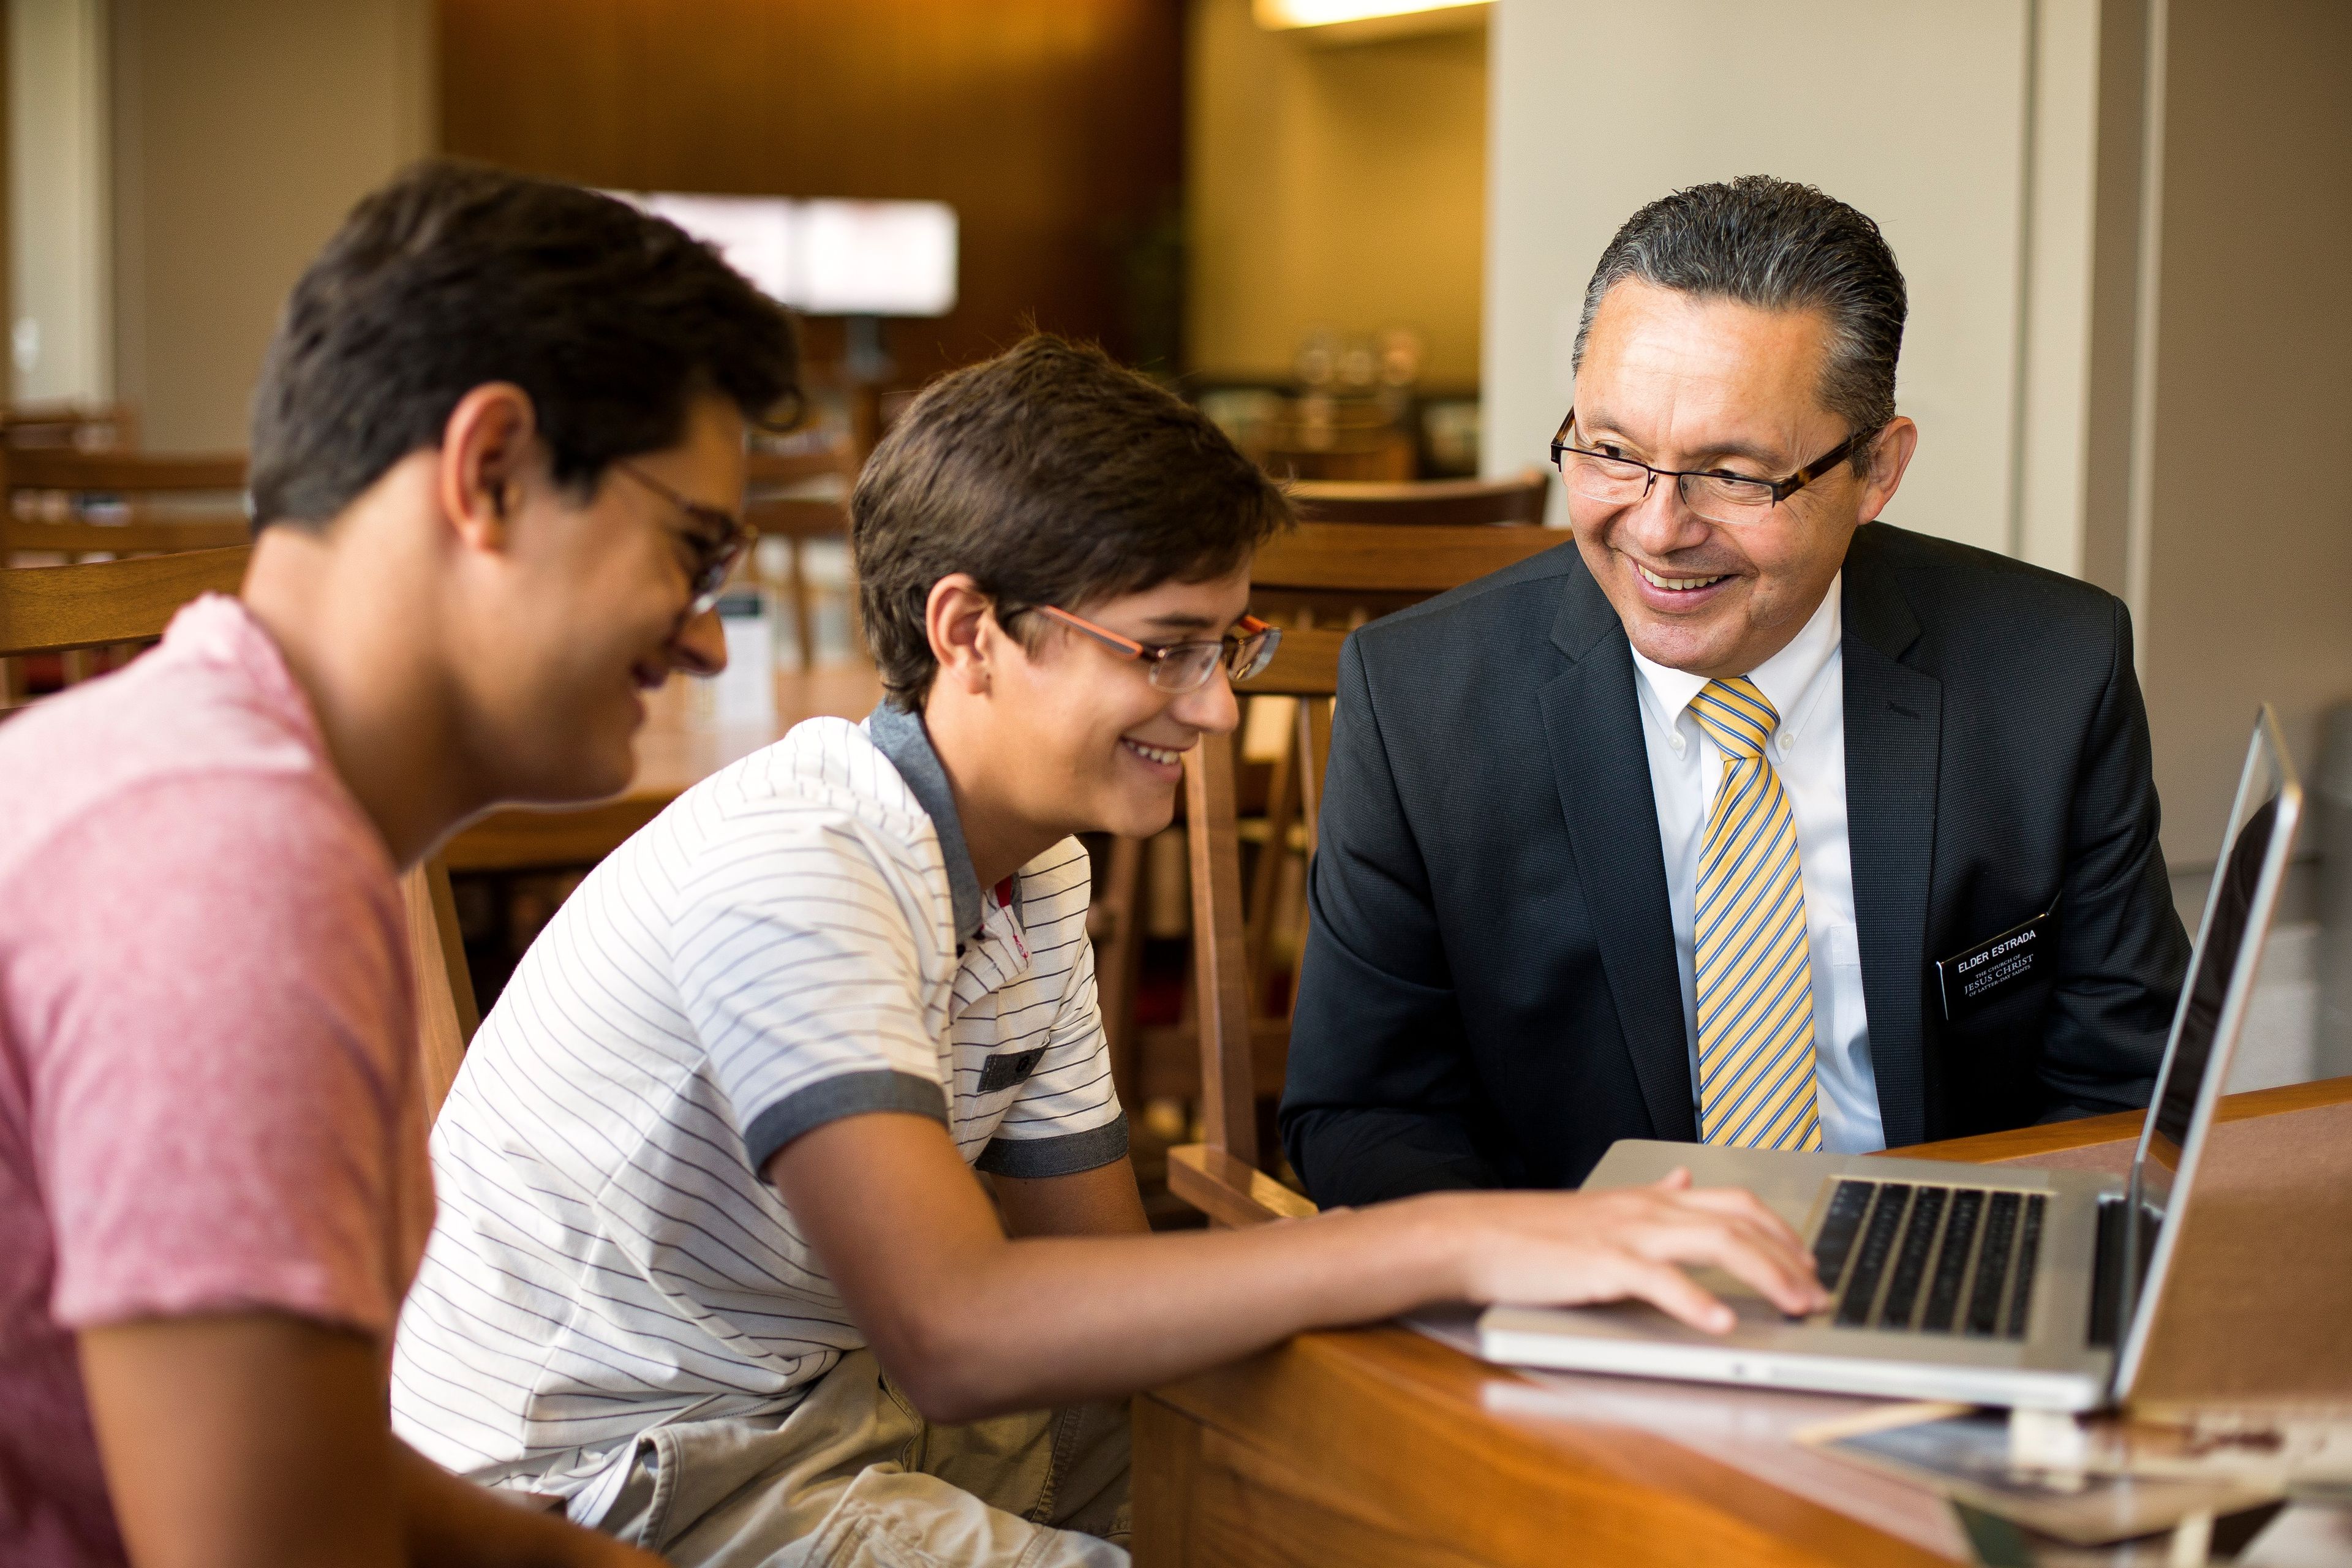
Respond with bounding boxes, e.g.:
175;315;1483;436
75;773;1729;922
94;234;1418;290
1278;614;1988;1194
1691;677;1822;1151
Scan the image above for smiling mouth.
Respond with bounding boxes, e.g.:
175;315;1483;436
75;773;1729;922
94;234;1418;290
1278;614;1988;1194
1632;559;1731;592
1122;737;1185;767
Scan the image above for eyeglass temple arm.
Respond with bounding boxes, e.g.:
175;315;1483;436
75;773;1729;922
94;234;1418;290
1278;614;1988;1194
1771;426;1873;500
1550;407;1579;464
1031;605;1148;659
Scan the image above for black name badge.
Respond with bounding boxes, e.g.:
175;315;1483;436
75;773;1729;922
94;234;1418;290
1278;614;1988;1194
1935;905;2056;1022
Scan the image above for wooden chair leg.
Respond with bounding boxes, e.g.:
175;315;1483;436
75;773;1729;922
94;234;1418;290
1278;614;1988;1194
1183;731;1257;1169
405;856;481;1122
1243;700;1300;1010
1095;833;1148;1109
1280;695;1340;1011
788;539;817;671
1296;695;1334;855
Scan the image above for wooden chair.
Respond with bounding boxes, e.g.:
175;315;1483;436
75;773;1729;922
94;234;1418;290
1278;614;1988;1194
4;447;247;503
1098;492;1563;1125
744;439;859;671
0;546;252;706
1163;522;1571;1226
3;400;138;450
1261;395;1415;483
405;858;481;1120
1098;489;1561;1107
0;546;481;1123
1287;469;1550;527
2;448;251;565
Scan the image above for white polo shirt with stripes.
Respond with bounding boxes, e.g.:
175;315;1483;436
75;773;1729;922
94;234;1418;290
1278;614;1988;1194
388;702;1127;1520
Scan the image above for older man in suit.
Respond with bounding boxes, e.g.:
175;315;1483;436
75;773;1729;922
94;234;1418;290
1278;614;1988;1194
1282;176;2192;1206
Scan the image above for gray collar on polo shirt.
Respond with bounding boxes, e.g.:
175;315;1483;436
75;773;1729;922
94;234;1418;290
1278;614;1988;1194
865;699;987;945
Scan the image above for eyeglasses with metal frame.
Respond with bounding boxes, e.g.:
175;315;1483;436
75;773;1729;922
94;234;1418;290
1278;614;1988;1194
1021;604;1281;694
613;459;756;617
1549;407;1875;527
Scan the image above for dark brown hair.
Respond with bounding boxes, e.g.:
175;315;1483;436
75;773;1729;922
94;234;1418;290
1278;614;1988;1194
851;334;1291;708
249;159;800;529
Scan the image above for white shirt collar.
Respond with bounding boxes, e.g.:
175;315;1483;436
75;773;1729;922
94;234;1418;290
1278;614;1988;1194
1627;573;1843;744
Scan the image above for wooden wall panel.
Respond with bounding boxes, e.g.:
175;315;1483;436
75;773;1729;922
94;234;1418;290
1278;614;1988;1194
437;0;1186;379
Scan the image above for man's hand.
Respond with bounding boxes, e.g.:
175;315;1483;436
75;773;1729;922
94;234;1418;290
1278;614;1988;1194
1424;1167;1829;1332
78;1311;660;1568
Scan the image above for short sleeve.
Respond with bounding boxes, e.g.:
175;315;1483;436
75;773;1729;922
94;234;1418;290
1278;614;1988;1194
23;774;426;1340
674;815;950;1174
975;879;1128;1180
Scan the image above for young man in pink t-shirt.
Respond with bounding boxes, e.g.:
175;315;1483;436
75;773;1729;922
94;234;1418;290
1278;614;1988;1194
0;162;798;1568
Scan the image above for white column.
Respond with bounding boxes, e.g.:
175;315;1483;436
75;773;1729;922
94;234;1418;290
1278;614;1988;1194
10;0;115;405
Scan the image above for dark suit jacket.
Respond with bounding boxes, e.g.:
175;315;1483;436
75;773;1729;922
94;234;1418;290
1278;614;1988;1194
1280;521;2193;1207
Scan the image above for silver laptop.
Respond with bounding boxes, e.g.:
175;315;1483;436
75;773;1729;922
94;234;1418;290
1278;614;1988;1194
1477;707;2304;1411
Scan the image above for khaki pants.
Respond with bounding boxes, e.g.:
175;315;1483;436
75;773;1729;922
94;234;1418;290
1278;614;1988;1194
598;1351;1131;1568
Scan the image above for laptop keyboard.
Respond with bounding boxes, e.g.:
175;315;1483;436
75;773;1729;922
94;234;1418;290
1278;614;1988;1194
1812;1179;2045;1338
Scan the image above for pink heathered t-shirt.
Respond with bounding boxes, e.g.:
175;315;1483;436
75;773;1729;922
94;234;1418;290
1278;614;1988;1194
0;595;435;1568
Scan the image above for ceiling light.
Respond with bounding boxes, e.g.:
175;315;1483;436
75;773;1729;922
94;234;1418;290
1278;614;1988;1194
1253;0;1490;42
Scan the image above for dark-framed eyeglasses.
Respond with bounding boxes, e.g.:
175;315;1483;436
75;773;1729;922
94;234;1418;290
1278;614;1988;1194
1549;407;1874;527
1022;605;1281;694
614;459;755;616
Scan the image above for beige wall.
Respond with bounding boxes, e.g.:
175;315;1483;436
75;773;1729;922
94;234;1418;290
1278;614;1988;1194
109;0;432;451
2137;0;2352;866
1483;0;2101;556
1186;0;1485;385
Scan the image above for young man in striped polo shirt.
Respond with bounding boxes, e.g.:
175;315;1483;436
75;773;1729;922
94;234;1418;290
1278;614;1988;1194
392;335;1826;1566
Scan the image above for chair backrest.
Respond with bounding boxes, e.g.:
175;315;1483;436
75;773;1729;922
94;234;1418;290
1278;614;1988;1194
4;448;247;494
403;858;481;1120
1286;470;1551;528
4;400;137;451
745;442;853;492
1260;396;1414;483
1;548;252;706
0;546;252;710
2;518;252;558
3;449;252;570
741;435;861;671
1167;522;1569;1225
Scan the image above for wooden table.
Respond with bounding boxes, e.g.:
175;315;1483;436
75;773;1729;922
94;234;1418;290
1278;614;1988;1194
1134;1077;2352;1567
443;663;882;872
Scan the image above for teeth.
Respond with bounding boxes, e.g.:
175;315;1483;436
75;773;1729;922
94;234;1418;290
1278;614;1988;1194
1635;560;1727;592
1125;740;1181;766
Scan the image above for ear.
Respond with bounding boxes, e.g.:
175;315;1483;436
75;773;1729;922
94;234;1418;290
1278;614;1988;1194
1854;415;1920;524
925;573;1005;696
435;383;540;555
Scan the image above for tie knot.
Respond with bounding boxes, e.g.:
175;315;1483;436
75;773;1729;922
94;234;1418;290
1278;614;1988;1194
1690;677;1779;760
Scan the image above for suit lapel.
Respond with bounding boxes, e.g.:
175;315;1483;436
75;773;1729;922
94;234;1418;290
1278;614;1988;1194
1841;530;1942;1150
1539;564;1695;1141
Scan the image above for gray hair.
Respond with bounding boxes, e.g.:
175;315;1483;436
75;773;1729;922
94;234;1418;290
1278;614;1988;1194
1572;176;1907;469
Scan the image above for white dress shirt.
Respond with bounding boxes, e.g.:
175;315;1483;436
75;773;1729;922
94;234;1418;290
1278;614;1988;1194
1624;575;1884;1153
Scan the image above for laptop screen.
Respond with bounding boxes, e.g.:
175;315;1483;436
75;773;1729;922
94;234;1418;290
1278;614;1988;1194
2146;793;2281;1170
2116;709;2301;1395
2136;726;2292;1201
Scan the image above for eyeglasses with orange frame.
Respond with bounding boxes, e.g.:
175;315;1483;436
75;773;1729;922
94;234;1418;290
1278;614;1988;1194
1023;605;1280;694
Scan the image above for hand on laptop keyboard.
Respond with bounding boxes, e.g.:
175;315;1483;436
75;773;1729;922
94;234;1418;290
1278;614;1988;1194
1428;1167;1833;1333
